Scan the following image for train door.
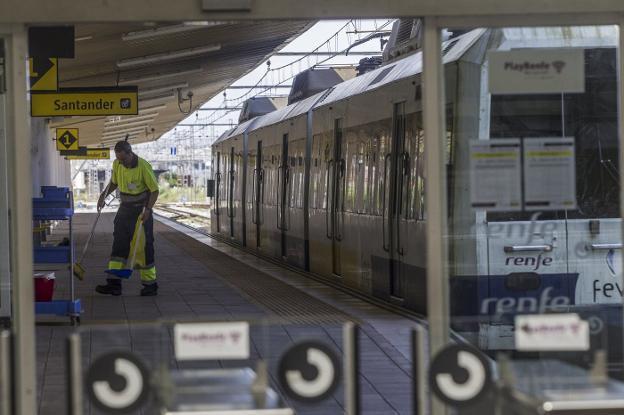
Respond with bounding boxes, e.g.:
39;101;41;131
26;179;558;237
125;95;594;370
278;134;289;258
327;119;346;276
227;146;235;238
231;138;246;245
251;140;263;248
384;102;409;298
283;133;306;268
214;151;222;233
259;136;282;258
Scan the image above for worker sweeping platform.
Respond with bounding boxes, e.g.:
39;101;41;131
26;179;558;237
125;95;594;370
95;138;160;296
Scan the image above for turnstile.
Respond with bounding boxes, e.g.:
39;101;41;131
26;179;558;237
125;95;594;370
161;368;293;415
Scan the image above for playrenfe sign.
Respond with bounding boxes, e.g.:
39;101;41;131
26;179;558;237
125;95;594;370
488;48;585;94
174;322;250;360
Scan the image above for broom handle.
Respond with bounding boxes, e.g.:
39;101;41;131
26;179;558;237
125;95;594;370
77;181;112;263
78;210;101;263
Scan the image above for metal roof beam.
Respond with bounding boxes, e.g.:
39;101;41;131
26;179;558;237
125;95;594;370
275;51;380;55
1;0;623;22
176;123;237;126
225;85;291;89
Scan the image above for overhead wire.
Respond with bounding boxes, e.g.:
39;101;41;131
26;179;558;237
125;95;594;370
192;19;394;133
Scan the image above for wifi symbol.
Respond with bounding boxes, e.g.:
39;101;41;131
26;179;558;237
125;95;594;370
552;60;566;73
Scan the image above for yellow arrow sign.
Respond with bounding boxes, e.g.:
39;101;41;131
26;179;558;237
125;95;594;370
55;128;79;151
66;148;111;160
31;87;138;117
29;57;58;91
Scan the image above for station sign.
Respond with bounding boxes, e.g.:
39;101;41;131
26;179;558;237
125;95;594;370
55;128;79;151
65;148;111;160
31;87;138;117
488;48;585;95
174;322;250;360
515;313;589;351
29;57;58;91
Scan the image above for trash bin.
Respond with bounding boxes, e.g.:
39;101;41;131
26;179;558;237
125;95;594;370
34;272;55;302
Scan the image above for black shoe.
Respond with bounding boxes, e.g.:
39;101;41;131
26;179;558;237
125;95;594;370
140;283;158;296
95;278;122;296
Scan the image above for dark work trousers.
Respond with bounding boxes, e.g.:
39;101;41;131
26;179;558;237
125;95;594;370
110;203;155;270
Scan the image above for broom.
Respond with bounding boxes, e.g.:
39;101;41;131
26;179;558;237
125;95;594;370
73;184;113;280
73;210;103;280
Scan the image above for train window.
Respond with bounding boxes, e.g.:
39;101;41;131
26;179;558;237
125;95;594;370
357;141;367;214
487;48;619;221
310;134;320;209
345;134;357;213
443;27;621;372
371;130;388;216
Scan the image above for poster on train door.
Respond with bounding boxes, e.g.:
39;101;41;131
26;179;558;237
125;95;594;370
470;139;522;211
523;137;576;211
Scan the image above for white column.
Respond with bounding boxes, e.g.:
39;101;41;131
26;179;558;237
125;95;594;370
423;17;450;415
5;24;36;415
423;16;449;354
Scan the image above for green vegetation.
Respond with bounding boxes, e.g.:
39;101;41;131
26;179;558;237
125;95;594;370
73;176;208;205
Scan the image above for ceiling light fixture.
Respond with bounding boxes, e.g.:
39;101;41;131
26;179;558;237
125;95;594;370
106;114;157;125
104;120;153;131
102;127;147;138
121;22;228;42
102;125;147;135
118;68;203;85
117;44;221;69
138;82;189;97
102;131;141;139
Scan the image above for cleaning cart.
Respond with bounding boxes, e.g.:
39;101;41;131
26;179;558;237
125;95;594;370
32;186;82;325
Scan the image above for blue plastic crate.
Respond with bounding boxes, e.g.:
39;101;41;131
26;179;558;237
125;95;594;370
32;206;74;219
33;186;73;219
34;246;71;263
35;299;81;316
40;186;70;200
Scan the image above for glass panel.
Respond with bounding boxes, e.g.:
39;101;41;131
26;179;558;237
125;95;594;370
444;25;622;411
0;39;10;320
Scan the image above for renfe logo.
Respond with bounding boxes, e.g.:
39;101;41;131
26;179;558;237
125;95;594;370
505;254;553;271
480;287;570;315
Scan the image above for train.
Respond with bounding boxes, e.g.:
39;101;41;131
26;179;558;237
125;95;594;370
210;26;621;351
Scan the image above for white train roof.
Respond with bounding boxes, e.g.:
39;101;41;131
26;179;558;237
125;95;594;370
213;25;616;145
215;29;484;143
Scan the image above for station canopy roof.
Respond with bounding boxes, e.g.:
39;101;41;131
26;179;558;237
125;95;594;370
48;20;313;148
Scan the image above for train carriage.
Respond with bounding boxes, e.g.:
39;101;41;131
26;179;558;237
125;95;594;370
211;26;622;351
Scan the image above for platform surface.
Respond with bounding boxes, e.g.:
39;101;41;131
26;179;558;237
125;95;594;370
36;212;419;415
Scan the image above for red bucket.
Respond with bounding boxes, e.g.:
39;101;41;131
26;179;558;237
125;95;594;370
34;272;55;302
